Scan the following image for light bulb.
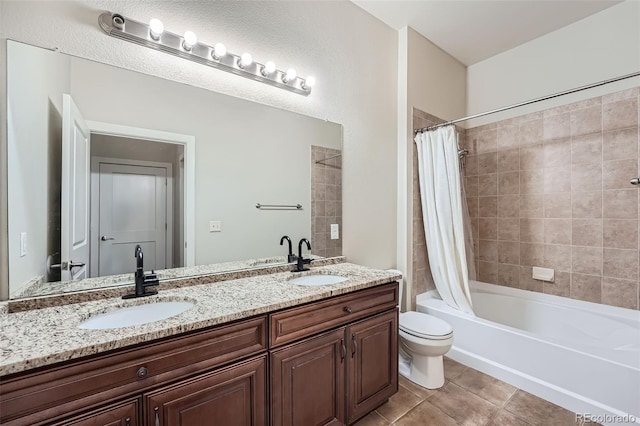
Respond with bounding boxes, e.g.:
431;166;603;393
261;61;276;76
303;76;316;90
182;31;197;51
283;68;297;83
238;53;253;69
149;18;164;40
212;43;226;60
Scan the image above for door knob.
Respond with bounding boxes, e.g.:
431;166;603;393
101;236;115;241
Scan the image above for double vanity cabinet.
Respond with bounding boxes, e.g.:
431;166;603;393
0;281;398;426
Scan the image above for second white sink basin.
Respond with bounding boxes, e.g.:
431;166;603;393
78;301;194;330
289;275;348;286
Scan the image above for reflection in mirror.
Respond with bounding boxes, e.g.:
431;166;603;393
7;40;342;299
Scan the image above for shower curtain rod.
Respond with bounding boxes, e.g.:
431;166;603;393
414;71;640;135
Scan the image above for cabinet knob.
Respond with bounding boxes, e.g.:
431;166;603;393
125;417;131;426
155;407;160;426
351;333;357;357
136;366;149;379
343;306;352;314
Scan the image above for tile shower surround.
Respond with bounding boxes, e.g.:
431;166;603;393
461;87;640;310
311;146;343;258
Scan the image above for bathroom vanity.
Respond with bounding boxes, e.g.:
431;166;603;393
0;264;399;426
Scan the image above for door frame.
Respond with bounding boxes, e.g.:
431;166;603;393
90;157;173;277
86;121;196;268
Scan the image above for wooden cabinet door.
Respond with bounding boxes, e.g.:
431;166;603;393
271;328;346;426
50;398;140;426
144;355;267;426
346;309;398;424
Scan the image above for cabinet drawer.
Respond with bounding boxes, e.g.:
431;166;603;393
49;398;141;426
269;282;398;347
0;316;267;426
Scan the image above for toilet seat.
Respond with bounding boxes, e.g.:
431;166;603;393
399;311;453;340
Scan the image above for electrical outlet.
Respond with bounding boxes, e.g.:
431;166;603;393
20;232;27;257
209;221;222;232
330;224;339;240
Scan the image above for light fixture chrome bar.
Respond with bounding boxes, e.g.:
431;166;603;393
415;70;640;134
256;203;303;210
98;12;312;96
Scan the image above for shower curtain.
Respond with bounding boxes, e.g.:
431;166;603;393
415;126;475;315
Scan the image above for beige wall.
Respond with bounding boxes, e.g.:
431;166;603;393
467;1;640;126
0;1;399;298
398;27;467;309
6;41;70;295
464;87;639;310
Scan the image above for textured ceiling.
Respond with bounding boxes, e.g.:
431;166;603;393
351;0;622;65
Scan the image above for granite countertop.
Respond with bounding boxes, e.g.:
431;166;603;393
0;263;401;376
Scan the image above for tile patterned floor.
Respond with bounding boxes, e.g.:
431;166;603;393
354;358;581;426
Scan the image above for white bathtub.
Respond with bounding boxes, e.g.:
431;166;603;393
417;280;640;425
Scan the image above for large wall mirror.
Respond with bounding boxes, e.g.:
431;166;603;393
7;40;342;299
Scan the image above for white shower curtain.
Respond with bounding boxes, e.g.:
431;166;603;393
415;126;474;315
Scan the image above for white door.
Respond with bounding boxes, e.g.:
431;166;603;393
98;163;167;276
61;94;90;281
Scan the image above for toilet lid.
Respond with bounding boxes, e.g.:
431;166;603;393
400;311;453;339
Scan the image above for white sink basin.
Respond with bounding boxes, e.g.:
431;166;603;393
78;301;194;330
289;275;348;286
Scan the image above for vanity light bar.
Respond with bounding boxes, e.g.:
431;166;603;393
98;12;315;96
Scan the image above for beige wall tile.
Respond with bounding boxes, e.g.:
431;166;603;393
478;152;498;174
572;246;603;276
572;219;602;247
498;195;520;217
603;219;638;249
520;219;544;243
497;125;519;150
479;196;497;218
520;169;544;194
572;191;602;218
570;273;602;303
544;219;572;245
603;159;637;190
543;167;571;193
603;128;638;161
479;240;498;262
603;189;637;219
543;138;571;167
474;129;498;154
571;133;602;165
570;106;602;136
518;266;544;292
498;172;519;195
478;174;498;196
519;119;543;146
603;248;638;280
520;194;544;218
519;145;545;170
498;218;520;241
602;87;639;103
520;243;544;266
602;277;639;309
603;97;638;131
465;155;479;176
467;197;479;218
543;193;571;218
543;271;570;297
497;148;519;172
544;244;572;272
571;163;601;193
498;241;520;264
543;114;570;141
479;218;498;240
498;263;520;287
479;261;498;284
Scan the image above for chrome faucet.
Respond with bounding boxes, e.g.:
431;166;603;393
294;238;312;272
280;235;297;263
123;245;159;299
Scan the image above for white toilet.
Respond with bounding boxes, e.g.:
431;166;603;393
388;270;454;390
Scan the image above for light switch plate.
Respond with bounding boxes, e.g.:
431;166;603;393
330;224;339;240
209;221;222;232
20;232;27;257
